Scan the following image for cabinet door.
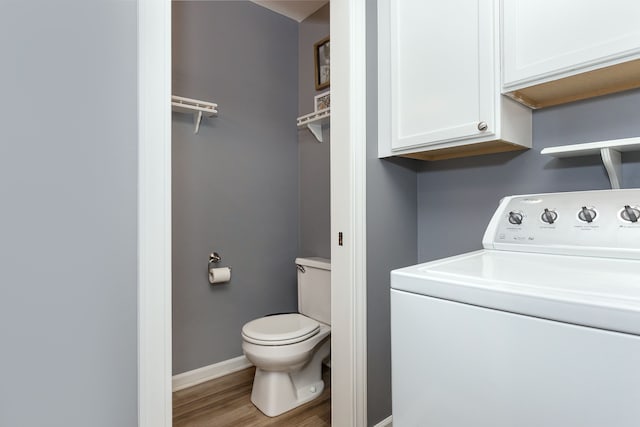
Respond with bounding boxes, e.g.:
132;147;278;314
503;0;640;89
389;0;495;151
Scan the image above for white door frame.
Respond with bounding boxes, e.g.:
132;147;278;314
330;0;368;425
138;0;172;425
137;0;368;425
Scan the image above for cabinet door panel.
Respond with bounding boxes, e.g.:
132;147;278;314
503;0;640;88
390;0;495;151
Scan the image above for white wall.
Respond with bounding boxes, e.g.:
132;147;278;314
0;2;138;425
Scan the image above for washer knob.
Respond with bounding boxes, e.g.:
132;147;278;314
541;208;557;224
578;206;597;223
621;205;640;223
508;211;523;225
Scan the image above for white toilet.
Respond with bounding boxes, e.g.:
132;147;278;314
241;257;331;417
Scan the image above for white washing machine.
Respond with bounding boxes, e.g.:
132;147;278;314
391;189;640;427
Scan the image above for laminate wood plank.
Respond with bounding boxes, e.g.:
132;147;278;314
173;369;255;419
173;366;331;426
174;367;255;408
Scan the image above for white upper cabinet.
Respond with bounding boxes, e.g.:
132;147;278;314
378;0;531;161
502;0;640;109
389;1;493;150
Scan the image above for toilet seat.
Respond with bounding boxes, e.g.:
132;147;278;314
242;313;320;346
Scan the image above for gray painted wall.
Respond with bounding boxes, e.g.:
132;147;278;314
0;2;138;426
298;4;331;259
366;1;419;425
172;1;299;374
418;89;640;262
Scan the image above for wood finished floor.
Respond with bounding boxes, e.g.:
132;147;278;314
173;366;331;426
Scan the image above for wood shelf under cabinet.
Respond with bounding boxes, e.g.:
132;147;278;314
400;140;528;162
504;59;640;110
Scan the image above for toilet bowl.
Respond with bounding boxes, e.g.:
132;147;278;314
242;314;330;417
241;257;331;417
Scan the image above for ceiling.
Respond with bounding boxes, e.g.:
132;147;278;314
250;1;329;23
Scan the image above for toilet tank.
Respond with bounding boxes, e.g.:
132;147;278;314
296;257;331;325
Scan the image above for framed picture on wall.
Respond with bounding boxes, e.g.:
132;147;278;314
314;36;330;90
314;91;330;111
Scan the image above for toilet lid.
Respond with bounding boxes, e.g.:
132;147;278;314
242;313;320;345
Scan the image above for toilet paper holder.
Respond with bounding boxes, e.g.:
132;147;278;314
208;252;232;273
209;252;222;264
208;252;232;285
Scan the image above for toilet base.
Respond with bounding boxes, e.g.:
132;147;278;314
250;338;330;417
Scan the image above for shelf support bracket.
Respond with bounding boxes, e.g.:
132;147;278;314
307;123;324;143
600;147;622;189
193;111;204;134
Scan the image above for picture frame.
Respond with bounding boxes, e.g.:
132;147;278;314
314;91;330;111
314;36;330;90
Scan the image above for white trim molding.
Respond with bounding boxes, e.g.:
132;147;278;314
373;415;393;427
138;0;172;426
172;356;253;392
330;0;368;425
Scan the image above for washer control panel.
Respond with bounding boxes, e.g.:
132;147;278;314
483;189;640;259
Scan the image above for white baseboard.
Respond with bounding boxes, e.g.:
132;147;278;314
373;415;393;427
172;355;253;392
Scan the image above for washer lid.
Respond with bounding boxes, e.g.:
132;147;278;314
392;249;640;335
242;313;320;344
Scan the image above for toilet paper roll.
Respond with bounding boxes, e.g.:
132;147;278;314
209;266;231;284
